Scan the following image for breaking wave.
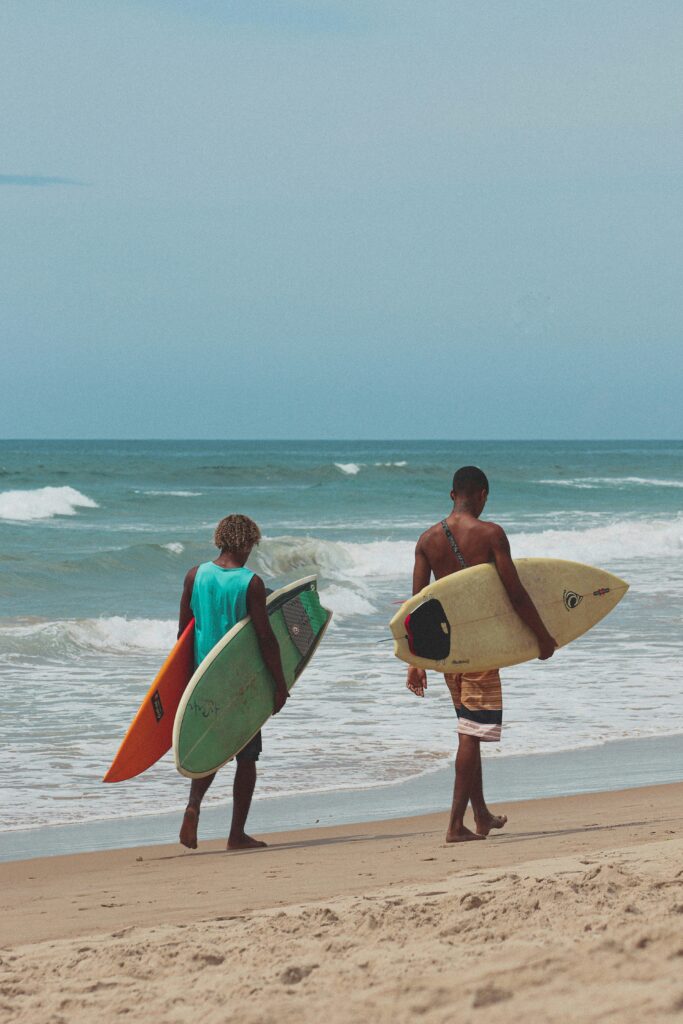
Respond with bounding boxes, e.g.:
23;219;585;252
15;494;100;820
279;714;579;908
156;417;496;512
0;616;176;657
254;515;682;583
0;588;379;660
254;535;415;580
0;486;99;522
319;585;377;618
162;542;185;554
510;515;683;562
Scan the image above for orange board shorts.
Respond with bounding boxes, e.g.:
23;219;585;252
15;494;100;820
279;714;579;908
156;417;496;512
444;670;503;742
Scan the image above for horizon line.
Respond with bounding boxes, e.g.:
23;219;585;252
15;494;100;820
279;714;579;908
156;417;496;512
0;437;680;444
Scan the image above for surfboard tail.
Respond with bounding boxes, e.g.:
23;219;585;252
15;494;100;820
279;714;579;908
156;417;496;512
103;620;195;784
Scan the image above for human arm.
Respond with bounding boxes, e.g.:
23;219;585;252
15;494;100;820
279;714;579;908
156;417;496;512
178;566;199;638
490;527;556;660
247;575;289;713
406;538;431;696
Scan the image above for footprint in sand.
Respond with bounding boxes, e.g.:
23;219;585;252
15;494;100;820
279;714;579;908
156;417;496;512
280;964;318;985
472;983;511;1008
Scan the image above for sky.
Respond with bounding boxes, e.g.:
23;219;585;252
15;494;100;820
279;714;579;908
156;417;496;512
1;0;681;439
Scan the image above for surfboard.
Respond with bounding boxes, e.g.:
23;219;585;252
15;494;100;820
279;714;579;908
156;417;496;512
173;576;331;779
390;558;628;673
103;619;195;783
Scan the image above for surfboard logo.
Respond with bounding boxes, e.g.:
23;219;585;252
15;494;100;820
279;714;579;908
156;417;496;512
593;587;610;597
151;690;163;722
189;698;221;719
563;589;583;610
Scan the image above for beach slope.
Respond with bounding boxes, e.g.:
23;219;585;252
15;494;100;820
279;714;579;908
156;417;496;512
1;784;682;1023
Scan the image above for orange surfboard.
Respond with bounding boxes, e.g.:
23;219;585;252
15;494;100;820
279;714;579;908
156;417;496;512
103;620;195;783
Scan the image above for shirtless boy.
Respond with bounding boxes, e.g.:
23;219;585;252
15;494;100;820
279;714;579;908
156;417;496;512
177;514;288;851
407;466;556;842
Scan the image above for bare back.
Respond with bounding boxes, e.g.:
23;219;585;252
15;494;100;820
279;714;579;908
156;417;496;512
407;484;557;692
414;512;503;588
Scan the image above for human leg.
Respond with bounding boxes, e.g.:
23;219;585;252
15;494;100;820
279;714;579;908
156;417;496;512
227;732;266;850
446;733;486;842
179;772;216;849
470;745;507;836
444;670;505;841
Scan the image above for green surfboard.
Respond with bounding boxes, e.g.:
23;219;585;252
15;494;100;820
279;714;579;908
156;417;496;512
173;575;331;778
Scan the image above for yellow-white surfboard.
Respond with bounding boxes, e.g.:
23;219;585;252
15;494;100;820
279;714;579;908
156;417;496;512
390;558;628;673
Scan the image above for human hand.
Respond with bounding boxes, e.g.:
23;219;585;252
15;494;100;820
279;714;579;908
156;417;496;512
406;665;427;697
273;685;289;714
538;634;557;661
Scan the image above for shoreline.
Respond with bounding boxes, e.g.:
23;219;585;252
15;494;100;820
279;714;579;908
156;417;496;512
2;732;682;863
2;780;682;947
2;781;682;1022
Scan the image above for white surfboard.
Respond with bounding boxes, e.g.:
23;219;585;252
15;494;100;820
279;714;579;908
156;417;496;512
390;558;628;673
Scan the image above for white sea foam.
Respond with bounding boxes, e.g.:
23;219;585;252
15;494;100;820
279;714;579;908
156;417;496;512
0;616;176;655
510;515;683;562
374;461;408;467
0;486;99;522
319;585;376;618
162;542;185;554
538;476;683;490
255;535;415;580
255;515;682;584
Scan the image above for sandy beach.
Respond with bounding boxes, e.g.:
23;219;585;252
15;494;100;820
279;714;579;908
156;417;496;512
1;782;682;1023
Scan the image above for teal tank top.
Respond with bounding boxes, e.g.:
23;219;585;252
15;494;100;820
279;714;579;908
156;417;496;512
190;562;255;667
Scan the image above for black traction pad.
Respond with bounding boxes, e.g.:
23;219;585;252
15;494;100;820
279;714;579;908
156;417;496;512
282;595;316;657
405;598;451;660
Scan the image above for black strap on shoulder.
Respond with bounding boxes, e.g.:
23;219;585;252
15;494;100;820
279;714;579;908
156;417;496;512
440;519;467;569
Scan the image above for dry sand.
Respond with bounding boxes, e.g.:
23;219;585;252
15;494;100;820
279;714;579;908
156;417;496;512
1;783;682;1023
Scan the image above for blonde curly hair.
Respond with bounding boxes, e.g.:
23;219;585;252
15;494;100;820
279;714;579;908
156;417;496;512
214;514;261;553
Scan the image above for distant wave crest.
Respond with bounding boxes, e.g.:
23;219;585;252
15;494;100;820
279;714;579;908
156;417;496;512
537;476;683;490
334;461;408;476
0;486;99;522
138;490;202;497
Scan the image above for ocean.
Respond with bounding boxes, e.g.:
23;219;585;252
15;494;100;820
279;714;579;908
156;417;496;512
1;439;682;836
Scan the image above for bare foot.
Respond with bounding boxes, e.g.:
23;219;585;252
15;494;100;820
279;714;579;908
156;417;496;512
475;812;508;837
179;805;199;849
227;833;268;851
446;825;487;843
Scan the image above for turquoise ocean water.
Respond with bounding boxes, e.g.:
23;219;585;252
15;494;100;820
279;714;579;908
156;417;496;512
1;440;681;833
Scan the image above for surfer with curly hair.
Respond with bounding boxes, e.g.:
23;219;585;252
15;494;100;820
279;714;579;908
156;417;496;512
177;514;288;851
407;467;556;843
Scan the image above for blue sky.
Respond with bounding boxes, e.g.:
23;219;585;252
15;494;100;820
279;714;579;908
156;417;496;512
1;1;681;438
